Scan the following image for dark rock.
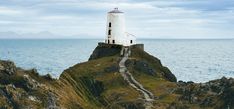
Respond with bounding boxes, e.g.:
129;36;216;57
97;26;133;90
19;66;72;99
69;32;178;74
125;59;133;67
187;81;194;84
43;74;53;81
220;85;234;108
168;102;189;109
47;92;59;109
0;85;19;109
161;67;177;82
200;97;213;106
30;68;40;77
177;81;186;86
173;77;234;108
174;87;185;94
134;60;157;76
89;43;122;60
13;76;32;91
0;60;18;85
119;100;145;109
104;65;119;73
0;60;16;75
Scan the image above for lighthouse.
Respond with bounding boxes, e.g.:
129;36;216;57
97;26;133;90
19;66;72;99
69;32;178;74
105;8;136;46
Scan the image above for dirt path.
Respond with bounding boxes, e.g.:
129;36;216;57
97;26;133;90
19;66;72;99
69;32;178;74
119;47;154;109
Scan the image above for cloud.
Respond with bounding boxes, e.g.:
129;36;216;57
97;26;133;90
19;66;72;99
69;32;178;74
0;6;22;15
0;0;233;39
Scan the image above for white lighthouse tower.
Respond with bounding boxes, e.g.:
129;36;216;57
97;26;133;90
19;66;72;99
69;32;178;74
105;8;136;46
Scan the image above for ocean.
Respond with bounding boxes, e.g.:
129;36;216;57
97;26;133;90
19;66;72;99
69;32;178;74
0;39;234;82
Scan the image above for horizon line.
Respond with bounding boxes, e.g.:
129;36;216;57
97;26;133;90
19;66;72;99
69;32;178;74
0;38;234;40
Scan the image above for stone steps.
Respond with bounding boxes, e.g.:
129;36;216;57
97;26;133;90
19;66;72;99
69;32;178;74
119;47;154;109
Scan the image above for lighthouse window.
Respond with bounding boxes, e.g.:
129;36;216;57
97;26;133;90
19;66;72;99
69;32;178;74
108;30;111;35
130;40;133;44
108;40;110;44
113;40;115;44
109;22;111;27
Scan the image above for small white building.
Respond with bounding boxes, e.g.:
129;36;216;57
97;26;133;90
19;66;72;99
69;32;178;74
105;8;136;46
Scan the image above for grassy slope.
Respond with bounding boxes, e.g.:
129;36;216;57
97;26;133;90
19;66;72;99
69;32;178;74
1;44;232;108
128;47;178;108
59;55;140;108
129;47;204;108
56;46;183;108
57;46;186;108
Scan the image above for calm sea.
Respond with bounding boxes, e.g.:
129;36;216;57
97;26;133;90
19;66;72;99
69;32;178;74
0;39;234;82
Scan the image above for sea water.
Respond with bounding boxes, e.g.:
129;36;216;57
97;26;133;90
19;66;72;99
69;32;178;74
0;39;234;82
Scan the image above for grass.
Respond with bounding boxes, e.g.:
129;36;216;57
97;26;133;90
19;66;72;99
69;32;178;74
123;46;180;105
0;44;202;108
55;55;123;108
133;71;178;103
58;53;157;108
62;55;119;78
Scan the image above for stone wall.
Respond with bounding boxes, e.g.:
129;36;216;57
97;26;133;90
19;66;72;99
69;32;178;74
130;44;144;51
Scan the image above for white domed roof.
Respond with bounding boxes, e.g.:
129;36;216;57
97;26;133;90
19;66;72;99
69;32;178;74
108;8;123;13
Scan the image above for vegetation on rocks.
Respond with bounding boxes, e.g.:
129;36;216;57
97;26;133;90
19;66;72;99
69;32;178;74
0;43;233;109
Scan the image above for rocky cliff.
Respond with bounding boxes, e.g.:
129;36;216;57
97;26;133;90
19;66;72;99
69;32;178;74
0;43;233;109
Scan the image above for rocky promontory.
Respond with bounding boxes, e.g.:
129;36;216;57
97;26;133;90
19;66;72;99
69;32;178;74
0;43;233;109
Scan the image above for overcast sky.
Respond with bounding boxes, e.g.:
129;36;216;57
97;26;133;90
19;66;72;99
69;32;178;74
0;0;234;39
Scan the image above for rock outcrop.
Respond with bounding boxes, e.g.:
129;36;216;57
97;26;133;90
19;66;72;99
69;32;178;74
172;77;234;108
0;43;233;109
0;60;16;75
89;43;122;60
0;60;59;109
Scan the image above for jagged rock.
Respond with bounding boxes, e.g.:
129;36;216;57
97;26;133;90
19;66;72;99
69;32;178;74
43;74;53;81
23;74;41;91
177;81;187;86
0;84;20;109
173;78;234;108
0;60;16;75
161;66;177;82
0;60;59;109
47;92;59;109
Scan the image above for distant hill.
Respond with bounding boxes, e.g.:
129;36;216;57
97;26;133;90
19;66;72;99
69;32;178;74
0;31;96;39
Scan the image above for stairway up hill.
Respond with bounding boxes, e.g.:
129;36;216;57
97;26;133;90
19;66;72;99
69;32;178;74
88;43;176;82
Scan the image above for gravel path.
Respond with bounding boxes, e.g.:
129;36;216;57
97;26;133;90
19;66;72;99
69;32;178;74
119;47;154;109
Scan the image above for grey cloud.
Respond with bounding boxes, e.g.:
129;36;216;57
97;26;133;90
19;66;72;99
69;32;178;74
0;0;234;39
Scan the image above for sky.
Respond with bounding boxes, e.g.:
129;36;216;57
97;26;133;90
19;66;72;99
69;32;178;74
0;0;234;39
